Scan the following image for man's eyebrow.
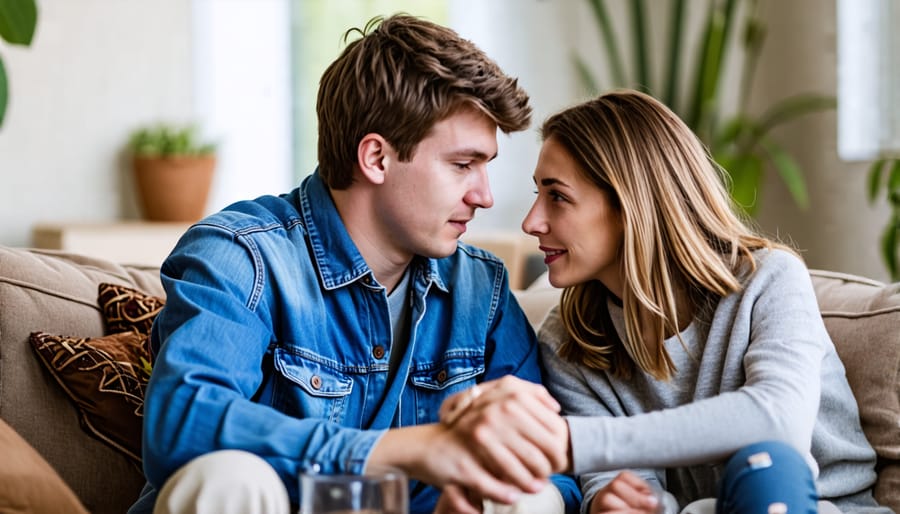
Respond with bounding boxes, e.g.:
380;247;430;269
446;149;498;162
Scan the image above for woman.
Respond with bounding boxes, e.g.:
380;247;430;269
519;90;887;514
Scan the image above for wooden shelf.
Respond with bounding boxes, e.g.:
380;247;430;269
32;221;192;267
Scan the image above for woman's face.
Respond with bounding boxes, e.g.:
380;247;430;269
522;137;624;293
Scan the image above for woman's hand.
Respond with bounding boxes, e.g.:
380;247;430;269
589;471;661;514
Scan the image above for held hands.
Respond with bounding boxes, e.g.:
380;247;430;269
433;376;571;511
589;471;663;514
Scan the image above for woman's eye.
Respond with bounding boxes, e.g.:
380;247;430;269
549;191;566;202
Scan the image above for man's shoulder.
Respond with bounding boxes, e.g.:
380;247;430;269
199;191;304;236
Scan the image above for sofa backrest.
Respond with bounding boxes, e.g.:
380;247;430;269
514;270;900;511
0;246;163;514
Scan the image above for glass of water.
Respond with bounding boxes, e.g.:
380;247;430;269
299;466;408;514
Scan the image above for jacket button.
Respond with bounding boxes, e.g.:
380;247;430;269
372;345;385;359
310;375;322;389
436;369;448;383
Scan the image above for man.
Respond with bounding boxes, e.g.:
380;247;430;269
129;14;579;514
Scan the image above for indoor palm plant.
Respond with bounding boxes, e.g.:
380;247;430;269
867;159;900;280
128;124;217;222
0;0;38;128
575;0;835;216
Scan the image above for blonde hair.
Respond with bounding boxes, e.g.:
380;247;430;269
546;90;792;380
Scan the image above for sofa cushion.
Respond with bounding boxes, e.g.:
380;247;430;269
0;247;163;514
30;330;151;464
809;269;900;511
0;416;89;513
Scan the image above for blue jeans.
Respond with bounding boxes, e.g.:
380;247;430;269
716;441;818;514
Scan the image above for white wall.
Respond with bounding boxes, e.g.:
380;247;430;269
0;0;292;248
0;1;194;246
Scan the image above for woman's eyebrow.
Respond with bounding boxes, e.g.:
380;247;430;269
540;177;570;188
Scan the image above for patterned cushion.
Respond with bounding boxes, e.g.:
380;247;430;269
29;283;163;465
30;331;151;464
99;282;165;335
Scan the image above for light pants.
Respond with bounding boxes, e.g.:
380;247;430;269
153;450;290;514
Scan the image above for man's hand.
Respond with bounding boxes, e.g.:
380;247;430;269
434;484;483;514
440;376;570;490
367;376;570;505
589;471;661;514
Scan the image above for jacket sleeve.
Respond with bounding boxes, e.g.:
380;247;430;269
141;224;383;502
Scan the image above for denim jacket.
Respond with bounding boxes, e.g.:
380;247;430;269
135;172;579;513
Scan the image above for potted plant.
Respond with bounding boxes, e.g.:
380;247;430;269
128;124;217;222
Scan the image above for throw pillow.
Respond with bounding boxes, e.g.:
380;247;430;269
0;417;89;514
30;330;150;465
28;282;164;465
98;282;165;335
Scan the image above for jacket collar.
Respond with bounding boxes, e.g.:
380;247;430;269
298;171;448;293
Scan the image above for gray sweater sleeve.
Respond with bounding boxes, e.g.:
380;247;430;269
539;250;829;502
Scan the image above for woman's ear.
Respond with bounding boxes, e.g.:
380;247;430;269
357;133;388;185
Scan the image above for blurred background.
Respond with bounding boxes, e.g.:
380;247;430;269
0;0;897;281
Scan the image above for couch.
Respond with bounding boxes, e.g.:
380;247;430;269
0;245;897;513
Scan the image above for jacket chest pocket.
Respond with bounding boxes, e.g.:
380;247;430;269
273;348;353;423
409;354;484;425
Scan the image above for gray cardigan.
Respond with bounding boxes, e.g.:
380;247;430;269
539;249;887;512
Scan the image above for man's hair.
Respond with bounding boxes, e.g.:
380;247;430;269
316;14;532;189
545;90;793;381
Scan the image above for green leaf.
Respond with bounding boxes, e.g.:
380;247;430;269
0;53;7;128
663;0;685;109
888;160;900;197
761;138;809;210
880;216;899;281
585;0;626;87
867;159;887;203
718;153;763;215
572;52;599;95
630;0;651;94
0;0;37;45
755;94;836;136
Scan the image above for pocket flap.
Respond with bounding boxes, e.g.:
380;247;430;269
410;354;484;391
273;348;353;397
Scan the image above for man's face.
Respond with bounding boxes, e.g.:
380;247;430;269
376;107;498;260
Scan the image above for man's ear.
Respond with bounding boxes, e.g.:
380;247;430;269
357;133;389;185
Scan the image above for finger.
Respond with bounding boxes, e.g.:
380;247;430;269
477;393;569;472
606;473;659;510
436;485;483;514
441;385;483;425
464;410;551;493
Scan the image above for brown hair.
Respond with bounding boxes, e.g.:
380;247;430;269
316;14;532;189
545;90;793;380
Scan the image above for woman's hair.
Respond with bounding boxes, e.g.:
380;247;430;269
546;90;792;380
316;14;532;190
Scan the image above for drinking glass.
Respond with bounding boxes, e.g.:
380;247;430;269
299;466;408;514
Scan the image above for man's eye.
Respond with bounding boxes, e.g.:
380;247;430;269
454;162;471;170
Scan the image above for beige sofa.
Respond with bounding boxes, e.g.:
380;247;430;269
0;245;898;513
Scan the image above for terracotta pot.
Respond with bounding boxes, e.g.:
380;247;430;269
133;155;215;222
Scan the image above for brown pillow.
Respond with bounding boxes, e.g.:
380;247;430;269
30;331;151;465
98;282;165;335
0;417;89;514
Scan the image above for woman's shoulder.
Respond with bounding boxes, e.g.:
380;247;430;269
741;247;813;296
